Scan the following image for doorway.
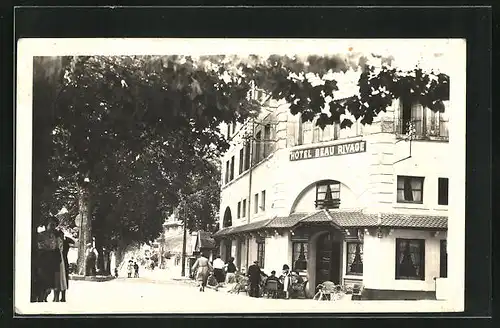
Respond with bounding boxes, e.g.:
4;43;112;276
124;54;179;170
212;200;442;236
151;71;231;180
316;232;341;285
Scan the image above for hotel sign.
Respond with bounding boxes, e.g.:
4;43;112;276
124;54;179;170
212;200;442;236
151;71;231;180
289;140;366;161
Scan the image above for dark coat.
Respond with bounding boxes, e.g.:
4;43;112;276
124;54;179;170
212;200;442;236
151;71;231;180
247;264;263;284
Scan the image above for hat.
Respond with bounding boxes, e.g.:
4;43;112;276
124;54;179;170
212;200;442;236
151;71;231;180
253;260;259;264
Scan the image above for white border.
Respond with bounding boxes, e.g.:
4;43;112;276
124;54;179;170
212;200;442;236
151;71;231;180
15;38;466;315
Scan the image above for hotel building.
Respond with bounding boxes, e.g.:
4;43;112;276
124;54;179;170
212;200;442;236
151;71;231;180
213;89;450;300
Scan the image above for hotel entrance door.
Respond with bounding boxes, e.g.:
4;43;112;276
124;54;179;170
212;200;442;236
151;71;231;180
316;233;341;285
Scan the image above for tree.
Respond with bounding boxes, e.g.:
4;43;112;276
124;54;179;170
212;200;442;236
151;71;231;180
176;159;221;233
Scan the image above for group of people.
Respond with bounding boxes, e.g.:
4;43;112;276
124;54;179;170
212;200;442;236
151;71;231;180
127;260;140;278
247;263;303;299
190;252;304;299
34;216;74;302
190;253;237;292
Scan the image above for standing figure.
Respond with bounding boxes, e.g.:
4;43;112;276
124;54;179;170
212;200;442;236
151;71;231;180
134;262;139;278
247;260;266;298
127;260;133;278
35;216;63;302
53;231;75;302
191;252;213;292
225;257;237;284
281;264;292;299
212;255;226;291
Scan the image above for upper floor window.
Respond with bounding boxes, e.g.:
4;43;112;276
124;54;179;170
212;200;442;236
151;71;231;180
239;148;244;174
346;242;363;275
242;199;247;217
226;124;231;140
397;176;424;204
237;201;241;219
225;161;230;184
230;156;235;181
396;99;449;139
254;193;259;214
438;178;449;205
395;238;425;280
315;180;341;209
244;141;251;171
260;190;266;211
255;131;262;163
264;124;272;158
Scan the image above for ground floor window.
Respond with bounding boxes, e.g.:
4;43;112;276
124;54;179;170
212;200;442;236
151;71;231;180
346;242;363;275
257;239;265;268
440;239;447;278
292;241;308;271
395;238;425;280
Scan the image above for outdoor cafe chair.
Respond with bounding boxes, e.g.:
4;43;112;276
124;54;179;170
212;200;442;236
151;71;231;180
313;281;343;301
264;280;279;299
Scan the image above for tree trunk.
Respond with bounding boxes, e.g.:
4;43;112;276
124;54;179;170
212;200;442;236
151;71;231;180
77;183;92;275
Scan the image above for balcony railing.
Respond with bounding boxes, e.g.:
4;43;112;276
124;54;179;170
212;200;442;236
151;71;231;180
315;198;341;210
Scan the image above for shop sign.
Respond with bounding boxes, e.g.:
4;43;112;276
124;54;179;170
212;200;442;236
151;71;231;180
289;140;366;161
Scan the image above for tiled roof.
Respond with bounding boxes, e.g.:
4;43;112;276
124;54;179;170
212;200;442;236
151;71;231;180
213;211;447;238
298;210;447;230
266;213;309;228
212;219;273;237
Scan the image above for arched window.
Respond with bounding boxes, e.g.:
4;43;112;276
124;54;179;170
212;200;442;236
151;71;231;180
223;207;232;228
315;180;341;209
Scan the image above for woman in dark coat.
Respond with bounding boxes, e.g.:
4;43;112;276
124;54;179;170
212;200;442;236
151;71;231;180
36;217;63;302
54;233;75;302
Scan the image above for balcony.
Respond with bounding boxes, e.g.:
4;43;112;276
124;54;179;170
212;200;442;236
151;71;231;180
315;198;341;210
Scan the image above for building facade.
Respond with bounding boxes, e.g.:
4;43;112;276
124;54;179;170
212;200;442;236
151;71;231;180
213;91;450;300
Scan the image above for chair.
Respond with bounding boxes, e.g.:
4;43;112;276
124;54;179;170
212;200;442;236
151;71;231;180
264;280;279;299
313;281;337;301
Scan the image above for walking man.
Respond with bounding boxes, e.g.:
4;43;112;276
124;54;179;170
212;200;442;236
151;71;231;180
212;255;225;291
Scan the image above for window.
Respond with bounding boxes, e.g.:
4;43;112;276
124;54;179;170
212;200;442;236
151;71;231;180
397;176;424;203
260;190;266;211
315;180;341;209
237;201;241;219
244;142;251;171
264;124;271;157
346;242;363;275
254;193;259;214
440;240;447;278
230;156;235;181
242;199;246;217
225;161;230;184
255;131;262;163
397;99;449;138
226;124;231;140
438;178;449;205
257;240;265;268
239;148;244;174
292;242;308;271
395;239;425;280
232;122;237;135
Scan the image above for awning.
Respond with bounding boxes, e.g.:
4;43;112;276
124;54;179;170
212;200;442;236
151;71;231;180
212;218;273;238
265;213;309;228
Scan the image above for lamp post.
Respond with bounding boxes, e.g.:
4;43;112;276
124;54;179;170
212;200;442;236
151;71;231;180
245;119;255;271
181;201;188;277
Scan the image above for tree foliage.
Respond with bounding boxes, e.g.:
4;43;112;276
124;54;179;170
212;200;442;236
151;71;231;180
36;52;450;251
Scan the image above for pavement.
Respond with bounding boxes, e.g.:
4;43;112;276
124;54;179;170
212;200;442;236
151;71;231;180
16;273;459;315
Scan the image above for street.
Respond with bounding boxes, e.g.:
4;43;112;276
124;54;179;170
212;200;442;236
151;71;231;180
18;276;456;315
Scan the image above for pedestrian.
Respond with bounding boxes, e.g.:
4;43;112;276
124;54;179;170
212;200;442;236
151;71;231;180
134;262;139;278
35;216;63;302
225;257;237;284
114;267;119;278
52;231;75;302
247;260;266;298
212;255;225;291
281;264;292;299
191;252;213;292
127;260;133;278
